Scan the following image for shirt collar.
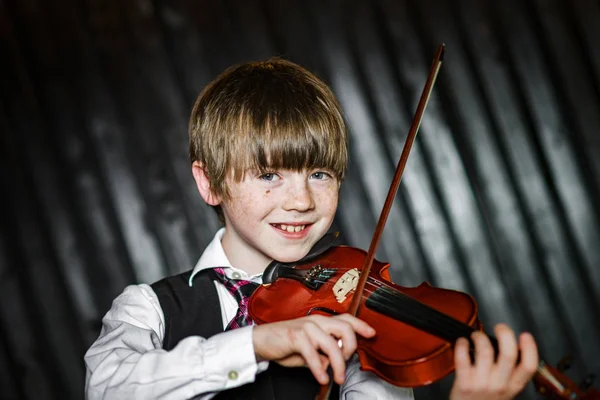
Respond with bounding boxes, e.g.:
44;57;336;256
188;227;263;286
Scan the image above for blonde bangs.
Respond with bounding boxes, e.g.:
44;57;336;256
227;102;347;184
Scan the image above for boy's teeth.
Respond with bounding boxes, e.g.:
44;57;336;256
278;224;305;232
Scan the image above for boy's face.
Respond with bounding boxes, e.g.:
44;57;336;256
220;169;339;274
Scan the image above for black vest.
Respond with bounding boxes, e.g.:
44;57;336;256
151;269;339;400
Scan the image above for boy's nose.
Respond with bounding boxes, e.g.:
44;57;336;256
282;181;315;212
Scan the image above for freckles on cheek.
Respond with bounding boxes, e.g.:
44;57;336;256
318;187;339;212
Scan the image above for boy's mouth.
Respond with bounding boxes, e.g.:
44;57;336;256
272;223;308;233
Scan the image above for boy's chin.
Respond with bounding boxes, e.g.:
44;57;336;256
268;247;311;264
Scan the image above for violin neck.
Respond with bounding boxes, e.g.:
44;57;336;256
365;283;508;362
365;285;478;344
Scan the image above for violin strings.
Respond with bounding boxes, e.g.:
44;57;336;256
365;280;477;343
282;266;523;368
364;283;472;342
298;268;479;344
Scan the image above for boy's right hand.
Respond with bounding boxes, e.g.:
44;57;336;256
252;314;375;386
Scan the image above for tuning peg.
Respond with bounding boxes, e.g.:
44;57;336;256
556;354;574;372
580;373;596;390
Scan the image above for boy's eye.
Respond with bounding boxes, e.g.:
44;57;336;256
310;171;331;180
259;172;278;181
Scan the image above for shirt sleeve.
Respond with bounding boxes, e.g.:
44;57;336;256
84;284;268;400
340;354;414;400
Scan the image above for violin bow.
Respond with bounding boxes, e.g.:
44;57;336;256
315;43;446;400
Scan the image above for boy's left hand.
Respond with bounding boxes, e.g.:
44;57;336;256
449;323;539;400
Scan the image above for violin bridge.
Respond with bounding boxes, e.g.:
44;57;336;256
332;268;360;303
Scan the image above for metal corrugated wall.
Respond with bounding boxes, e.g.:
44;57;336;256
1;0;599;399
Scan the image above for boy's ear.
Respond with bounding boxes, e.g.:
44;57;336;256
192;161;221;206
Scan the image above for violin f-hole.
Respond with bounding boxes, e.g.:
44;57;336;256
307;307;339;317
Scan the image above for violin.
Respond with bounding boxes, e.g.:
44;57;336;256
248;44;600;400
251;242;600;399
251;241;481;387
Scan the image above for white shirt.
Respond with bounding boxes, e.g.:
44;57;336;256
84;228;414;400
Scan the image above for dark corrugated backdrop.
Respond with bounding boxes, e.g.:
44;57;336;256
1;0;599;399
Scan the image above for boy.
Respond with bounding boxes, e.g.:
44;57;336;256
84;58;538;399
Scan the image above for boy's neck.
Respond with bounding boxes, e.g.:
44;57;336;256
220;233;271;276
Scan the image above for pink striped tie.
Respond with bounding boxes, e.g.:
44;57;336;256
213;267;260;330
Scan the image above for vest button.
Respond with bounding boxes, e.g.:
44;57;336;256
228;370;239;380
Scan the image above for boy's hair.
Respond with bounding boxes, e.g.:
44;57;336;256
189;58;348;218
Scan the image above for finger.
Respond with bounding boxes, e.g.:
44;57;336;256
292;328;331;385
471;331;495;379
325;318;359;360
492;323;519;385
320;354;330;371
331;314;375;360
280;354;329;373
304;322;347;385
275;354;306;367
508;332;539;393
453;337;473;384
335;314;376;339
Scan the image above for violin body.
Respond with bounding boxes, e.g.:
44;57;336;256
249;245;481;387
